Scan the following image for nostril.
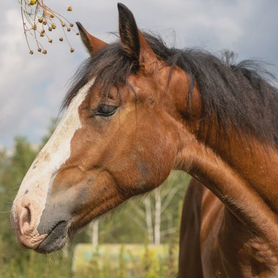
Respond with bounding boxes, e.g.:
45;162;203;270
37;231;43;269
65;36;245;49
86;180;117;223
19;205;32;235
25;206;31;224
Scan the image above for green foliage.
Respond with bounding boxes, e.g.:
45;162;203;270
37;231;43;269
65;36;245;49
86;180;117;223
0;136;73;278
73;244;178;278
0;137;36;273
97;170;189;245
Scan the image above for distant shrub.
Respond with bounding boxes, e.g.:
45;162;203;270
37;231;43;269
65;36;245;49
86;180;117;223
73;244;178;278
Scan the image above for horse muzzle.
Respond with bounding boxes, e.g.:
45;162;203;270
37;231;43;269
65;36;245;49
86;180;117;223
11;196;70;253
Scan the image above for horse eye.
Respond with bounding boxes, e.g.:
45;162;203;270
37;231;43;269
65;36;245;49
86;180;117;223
95;104;118;117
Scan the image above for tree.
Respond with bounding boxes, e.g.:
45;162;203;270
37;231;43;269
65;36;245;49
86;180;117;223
121;171;190;245
10;136;37;183
0;137;37;274
0;135;72;277
88;220;99;246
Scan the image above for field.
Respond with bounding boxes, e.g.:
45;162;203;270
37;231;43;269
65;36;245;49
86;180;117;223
73;244;178;277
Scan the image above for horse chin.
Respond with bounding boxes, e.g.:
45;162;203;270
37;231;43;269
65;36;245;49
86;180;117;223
35;221;69;254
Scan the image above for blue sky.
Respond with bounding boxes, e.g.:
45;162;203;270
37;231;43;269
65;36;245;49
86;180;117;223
0;0;277;149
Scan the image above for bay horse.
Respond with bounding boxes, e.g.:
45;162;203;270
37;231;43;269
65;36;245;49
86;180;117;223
11;3;277;277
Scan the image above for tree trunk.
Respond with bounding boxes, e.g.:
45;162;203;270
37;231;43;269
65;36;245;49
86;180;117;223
154;188;161;245
144;196;154;243
91;220;99;246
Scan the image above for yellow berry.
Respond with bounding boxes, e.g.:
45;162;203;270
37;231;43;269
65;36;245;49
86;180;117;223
29;0;37;6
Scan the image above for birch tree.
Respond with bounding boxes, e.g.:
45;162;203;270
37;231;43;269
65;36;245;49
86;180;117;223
127;171;189;245
154;188;161;245
143;196;154;243
91;220;99;246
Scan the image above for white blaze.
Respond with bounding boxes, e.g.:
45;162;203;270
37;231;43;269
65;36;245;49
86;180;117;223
12;80;94;230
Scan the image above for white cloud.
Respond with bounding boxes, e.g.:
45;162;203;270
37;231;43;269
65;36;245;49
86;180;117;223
0;4;83;148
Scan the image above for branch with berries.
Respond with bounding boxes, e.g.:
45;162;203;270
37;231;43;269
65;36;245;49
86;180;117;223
19;0;79;55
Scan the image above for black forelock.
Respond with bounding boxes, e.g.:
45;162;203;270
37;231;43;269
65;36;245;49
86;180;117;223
63;33;278;147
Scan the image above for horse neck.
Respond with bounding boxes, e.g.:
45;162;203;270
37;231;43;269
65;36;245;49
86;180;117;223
175;109;278;247
200;126;278;211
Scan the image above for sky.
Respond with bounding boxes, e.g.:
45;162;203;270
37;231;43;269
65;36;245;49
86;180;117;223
0;0;277;149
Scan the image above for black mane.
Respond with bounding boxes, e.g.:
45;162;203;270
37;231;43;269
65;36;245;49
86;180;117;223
64;33;278;147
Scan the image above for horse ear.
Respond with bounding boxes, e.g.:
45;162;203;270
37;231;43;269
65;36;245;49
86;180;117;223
117;3;157;68
117;3;140;61
76;22;108;55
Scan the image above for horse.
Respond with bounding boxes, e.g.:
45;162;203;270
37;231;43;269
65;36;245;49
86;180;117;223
11;3;277;277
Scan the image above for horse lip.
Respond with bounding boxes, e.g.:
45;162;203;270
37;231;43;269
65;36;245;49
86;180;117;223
35;221;68;253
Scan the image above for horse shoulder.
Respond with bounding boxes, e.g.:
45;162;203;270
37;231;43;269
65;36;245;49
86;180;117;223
200;189;278;277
